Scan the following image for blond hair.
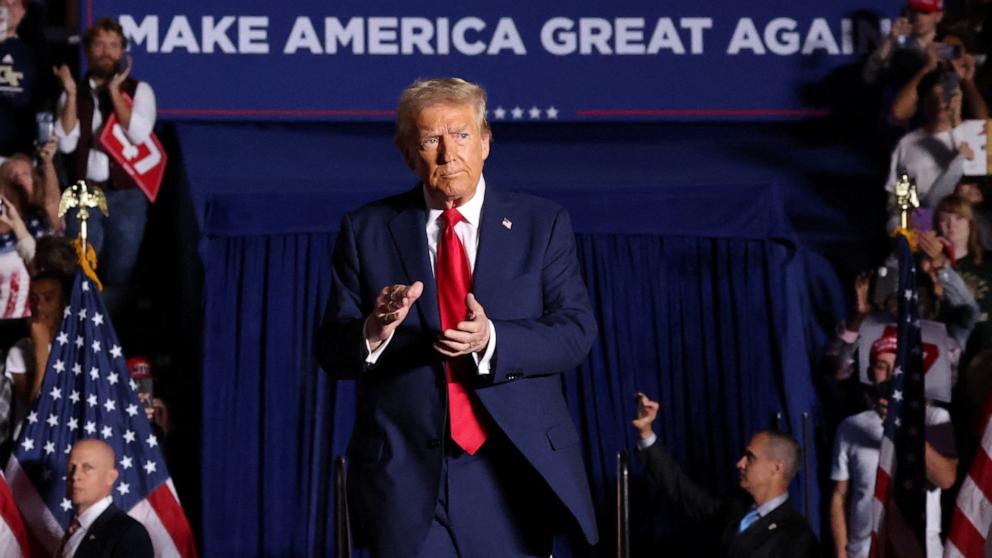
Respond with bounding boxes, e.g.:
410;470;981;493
394;78;490;166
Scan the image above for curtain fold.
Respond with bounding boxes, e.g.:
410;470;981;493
200;231;820;557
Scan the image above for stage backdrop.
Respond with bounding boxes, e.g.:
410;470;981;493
86;0;895;121
181;122;828;557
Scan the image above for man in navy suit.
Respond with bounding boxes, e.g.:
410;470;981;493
316;78;598;558
60;439;152;558
631;394;819;558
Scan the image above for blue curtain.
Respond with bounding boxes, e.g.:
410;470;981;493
199;229;821;557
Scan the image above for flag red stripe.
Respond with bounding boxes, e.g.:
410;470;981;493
949;505;986;558
874;466;892;501
147;484;199;558
0;475;29;557
972;440;992;503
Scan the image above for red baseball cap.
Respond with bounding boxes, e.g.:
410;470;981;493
908;0;943;13
870;326;899;361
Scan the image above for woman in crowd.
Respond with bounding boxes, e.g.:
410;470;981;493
934;194;992;355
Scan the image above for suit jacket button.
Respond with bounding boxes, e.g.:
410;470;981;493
427;439;441;449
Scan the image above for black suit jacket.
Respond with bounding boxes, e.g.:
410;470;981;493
639;442;820;558
72;503;153;558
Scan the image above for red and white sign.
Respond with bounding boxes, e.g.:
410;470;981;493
98;105;166;203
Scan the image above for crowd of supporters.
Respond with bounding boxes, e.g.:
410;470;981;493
0;4;172;474
820;0;992;555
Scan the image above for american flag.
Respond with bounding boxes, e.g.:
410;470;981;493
868;235;928;558
4;272;197;557
944;396;992;557
0;469;29;557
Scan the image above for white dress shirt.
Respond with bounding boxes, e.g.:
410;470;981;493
63;495;113;558
55;79;157;182
365;176;497;374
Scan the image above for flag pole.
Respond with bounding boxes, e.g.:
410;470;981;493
57;180;108;289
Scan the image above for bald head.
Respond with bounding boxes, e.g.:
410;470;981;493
67;439;118;513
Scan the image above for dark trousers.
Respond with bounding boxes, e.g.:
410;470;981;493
415;433;558;558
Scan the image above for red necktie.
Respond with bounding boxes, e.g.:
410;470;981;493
437;208;490;454
56;516;81;557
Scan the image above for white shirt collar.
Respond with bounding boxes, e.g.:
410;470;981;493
755;491;789;518
77;495;113;528
423;175;486;227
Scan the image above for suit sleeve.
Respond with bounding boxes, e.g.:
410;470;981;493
488;208;597;383
315;213;370;379
638;441;723;523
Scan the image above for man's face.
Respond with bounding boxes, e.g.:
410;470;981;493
410;103;490;208
735;433;780;497
910;9;942;37
5;159;32;194
67;441;117;512
87;29;124;79
29;278;64;328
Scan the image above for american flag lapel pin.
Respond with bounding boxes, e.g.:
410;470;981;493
501;217;512;230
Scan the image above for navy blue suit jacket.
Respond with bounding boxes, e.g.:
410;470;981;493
72;503;153;558
316;185;599;556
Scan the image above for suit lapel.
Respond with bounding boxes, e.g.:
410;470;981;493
388;188;441;333
472;190;513;306
731;500;794;554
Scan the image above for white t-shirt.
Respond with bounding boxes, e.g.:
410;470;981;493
831;407;954;558
4;337;33;440
885;124;969;203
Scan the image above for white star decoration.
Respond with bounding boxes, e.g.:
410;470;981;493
92;312;104;326
46;414;58;427
90;367;100;380
123;430;136;443
101;425;113;439
56;332;68;345
103;398;116;412
63;307;71;318
126;404;139;417
20;438;33;451
70;390;80;403
491;105;560;120
129;379;138;391
68;417;78;431
893;390;903;402
82;281;90;292
75;336;83;348
60;498;72;512
49;387;61;401
91;340;101;353
72;363;82;376
53;359;65;373
143;460;157;475
121;456;133;470
77;308;86;320
117;482;129;495
84;421;96;435
27;411;37;424
108;372;119;385
146;434;158;448
86;394;98;407
110;345;123;359
43;441;55;455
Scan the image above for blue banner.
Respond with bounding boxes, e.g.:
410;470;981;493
87;0;897;121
